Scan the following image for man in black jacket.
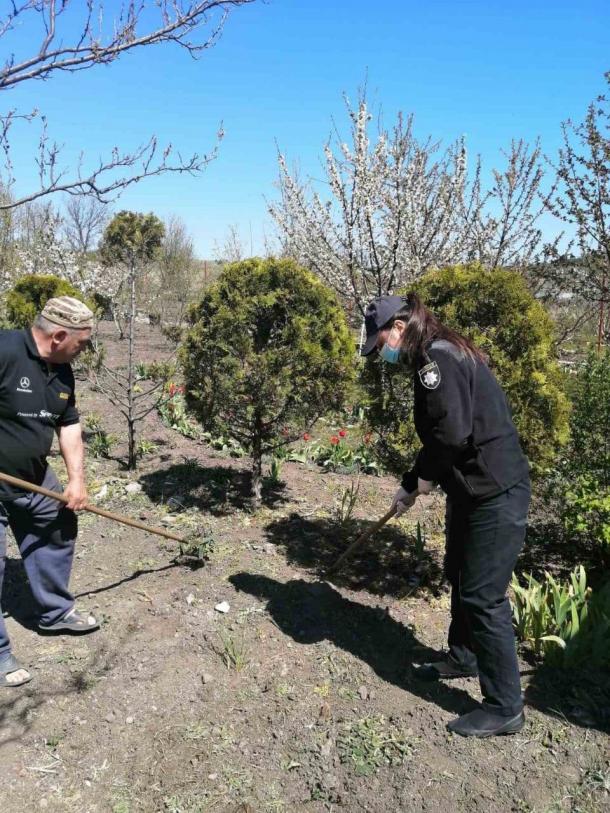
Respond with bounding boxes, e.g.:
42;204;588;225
0;296;99;689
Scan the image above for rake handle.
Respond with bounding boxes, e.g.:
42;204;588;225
0;471;185;543
328;504;398;575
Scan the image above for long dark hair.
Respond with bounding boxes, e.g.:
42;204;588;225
388;292;487;366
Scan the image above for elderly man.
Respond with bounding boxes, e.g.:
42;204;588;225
0;296;99;689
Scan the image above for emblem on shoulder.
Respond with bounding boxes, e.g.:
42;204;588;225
418;361;441;390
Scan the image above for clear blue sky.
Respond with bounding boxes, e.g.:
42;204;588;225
4;0;610;256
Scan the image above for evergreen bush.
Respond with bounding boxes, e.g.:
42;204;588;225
181;257;355;507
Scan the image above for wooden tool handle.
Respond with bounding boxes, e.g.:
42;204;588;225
0;471;185;543
328;504;397;575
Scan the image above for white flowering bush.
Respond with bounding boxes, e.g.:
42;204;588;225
270;94;545;318
0;211;124;303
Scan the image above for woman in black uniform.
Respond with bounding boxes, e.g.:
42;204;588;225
361;292;530;738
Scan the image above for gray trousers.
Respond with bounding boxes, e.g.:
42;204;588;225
0;466;77;656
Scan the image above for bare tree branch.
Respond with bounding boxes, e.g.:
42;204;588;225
0;1;255;88
63;195;110;253
544;73;610;349
0;1;255;209
0;128;223;210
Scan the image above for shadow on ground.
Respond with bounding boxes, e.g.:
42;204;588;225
230;572;475;719
232;572;610;735
525;664;610;734
140;461;288;516
1;557;186;628
0;616;132;749
263;512;444;598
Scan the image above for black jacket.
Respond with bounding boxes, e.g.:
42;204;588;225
401;339;529;501
0;329;79;501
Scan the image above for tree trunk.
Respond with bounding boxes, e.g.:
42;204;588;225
251;421;263;510
127;262;137;469
111;302;125;340
598;271;607;353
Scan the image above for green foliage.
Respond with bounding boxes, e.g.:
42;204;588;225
547;352;610;559
567;350;610;487
217;632;250;672
100;210;164;268
136;360;176;382
5;274;88;328
333;478;360;528
364;264;570;476
308;433;380;475
177;530;215;567
158;382;199;438
511;566;610;668
267;456;284;485
136;438;158;458
360;359;419;475
200;430;245;457
181;257;355;504
413;521;427;563
85;413;115;458
563;476;610;554
337;716;415;776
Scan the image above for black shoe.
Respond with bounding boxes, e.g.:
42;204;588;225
414;659;478;681
447;708;525;738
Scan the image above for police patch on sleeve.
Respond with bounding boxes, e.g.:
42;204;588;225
418;361;441;390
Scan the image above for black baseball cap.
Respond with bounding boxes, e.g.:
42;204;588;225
360;295;405;356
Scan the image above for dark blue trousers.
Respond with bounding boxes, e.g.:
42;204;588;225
444;478;530;716
0;466;77;657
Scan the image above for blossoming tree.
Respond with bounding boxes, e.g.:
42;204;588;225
270;93;546;318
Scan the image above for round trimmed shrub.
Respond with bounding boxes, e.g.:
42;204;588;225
6;274;89;328
364;264;570;476
181;257;356;506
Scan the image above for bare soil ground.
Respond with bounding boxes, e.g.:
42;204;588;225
0;324;608;813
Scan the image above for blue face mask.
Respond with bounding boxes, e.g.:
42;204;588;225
380;342;401;364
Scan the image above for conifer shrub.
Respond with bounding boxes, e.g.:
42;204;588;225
181;258;356;507
6;274;88;328
364;264;570;476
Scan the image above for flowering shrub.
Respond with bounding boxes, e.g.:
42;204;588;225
309;431;379;475
158;382;199;439
0;211;124;308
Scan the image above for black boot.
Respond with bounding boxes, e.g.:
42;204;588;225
414;658;478;681
447;708;525;738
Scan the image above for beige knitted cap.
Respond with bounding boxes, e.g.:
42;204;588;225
41;296;94;329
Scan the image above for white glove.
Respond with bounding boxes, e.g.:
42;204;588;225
417;478;435;495
391;486;417;517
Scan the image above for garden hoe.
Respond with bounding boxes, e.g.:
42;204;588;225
326;504;398;578
0;471;198;551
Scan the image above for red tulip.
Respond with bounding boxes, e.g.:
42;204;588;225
339;429;347;438
303;433;311;441
330;436;339;445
